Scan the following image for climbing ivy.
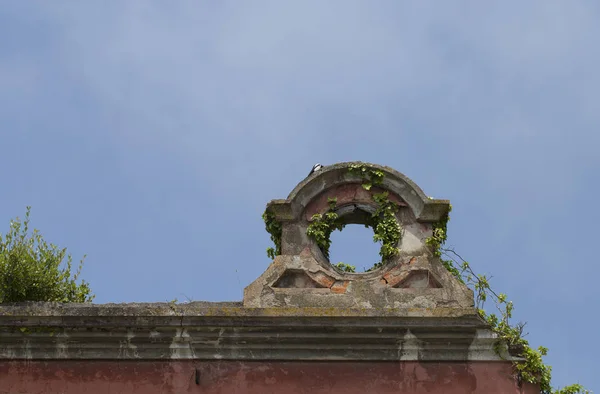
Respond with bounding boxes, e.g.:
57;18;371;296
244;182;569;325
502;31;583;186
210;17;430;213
306;166;402;272
367;192;401;269
306;198;345;260
262;210;282;259
348;163;384;190
426;209;589;394
350;165;401;271
425;206;463;280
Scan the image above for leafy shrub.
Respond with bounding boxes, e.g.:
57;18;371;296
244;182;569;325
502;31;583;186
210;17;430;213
0;207;94;303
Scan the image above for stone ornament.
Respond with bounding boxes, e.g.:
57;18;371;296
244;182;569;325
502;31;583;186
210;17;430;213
244;162;474;310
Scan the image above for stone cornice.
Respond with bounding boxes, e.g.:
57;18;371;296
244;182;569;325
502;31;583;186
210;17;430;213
0;303;512;362
0;302;478;318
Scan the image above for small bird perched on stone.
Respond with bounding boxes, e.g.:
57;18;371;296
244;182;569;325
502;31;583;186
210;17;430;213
308;163;323;176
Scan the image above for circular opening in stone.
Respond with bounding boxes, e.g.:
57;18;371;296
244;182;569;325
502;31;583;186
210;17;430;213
328;224;382;273
310;202;400;273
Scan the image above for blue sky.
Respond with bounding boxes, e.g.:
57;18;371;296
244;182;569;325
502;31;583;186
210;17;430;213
1;1;598;390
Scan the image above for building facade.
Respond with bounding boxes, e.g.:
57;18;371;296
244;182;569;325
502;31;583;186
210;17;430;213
0;162;537;393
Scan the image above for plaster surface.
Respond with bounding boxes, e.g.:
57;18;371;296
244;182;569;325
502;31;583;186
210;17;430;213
0;360;538;394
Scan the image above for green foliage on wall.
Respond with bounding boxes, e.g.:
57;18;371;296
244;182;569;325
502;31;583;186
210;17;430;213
306;198;345;260
306;167;402;273
306;192;402;273
347;163;384;191
262;210;282;260
365;191;401;271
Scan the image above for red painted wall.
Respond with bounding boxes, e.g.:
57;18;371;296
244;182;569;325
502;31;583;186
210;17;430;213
1;360;538;394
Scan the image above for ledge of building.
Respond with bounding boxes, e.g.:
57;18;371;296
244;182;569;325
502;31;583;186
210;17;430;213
0;302;516;362
0;301;477;319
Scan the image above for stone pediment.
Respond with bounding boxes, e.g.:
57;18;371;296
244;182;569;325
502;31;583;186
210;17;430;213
244;162;474;310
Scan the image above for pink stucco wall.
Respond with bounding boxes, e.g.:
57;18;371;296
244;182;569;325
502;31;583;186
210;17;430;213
0;360;538;394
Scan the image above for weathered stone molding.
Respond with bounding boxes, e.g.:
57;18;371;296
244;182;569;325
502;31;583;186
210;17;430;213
280;162;449;222
244;253;475;309
0;303;509;362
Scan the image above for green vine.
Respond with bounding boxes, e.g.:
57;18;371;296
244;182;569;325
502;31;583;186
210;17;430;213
350;164;401;271
368;192;401;269
305;166;402;272
307;193;400;272
425;205;463;280
348;164;384;190
262;210;282;260
306;198;345;260
426;209;589;394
